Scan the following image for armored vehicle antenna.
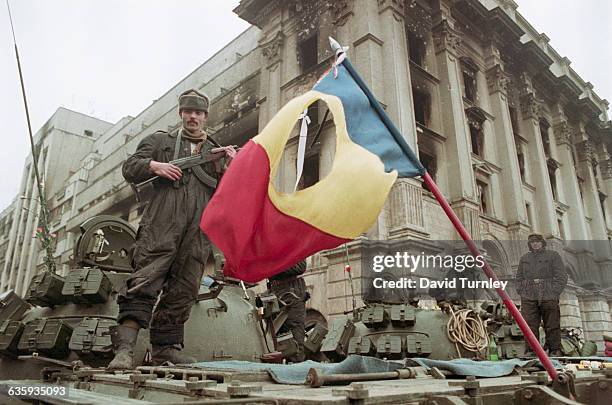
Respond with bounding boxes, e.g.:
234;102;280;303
6;0;56;273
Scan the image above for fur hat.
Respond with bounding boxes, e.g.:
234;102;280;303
178;89;209;112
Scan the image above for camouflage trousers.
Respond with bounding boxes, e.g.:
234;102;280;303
117;178;212;346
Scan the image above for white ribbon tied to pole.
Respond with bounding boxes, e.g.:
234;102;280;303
329;37;349;78
294;108;311;192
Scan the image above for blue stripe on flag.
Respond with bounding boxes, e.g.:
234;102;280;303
314;63;424;178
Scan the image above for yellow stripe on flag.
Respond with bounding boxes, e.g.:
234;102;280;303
253;91;397;239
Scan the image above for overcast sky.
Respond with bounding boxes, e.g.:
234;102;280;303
1;0;610;212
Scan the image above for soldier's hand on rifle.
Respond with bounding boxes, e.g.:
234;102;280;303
149;160;182;181
224;145;237;159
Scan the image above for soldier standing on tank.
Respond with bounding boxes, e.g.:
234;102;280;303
108;89;235;370
516;233;568;357
268;260;309;362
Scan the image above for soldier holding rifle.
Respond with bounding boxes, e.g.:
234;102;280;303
109;89;235;369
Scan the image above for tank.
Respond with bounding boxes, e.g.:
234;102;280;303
0;215;271;380
0;215;609;404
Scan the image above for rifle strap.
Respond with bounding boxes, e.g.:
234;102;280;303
172;130;183;188
173;129;182;160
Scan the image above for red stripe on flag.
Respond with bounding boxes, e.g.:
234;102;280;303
200;140;349;282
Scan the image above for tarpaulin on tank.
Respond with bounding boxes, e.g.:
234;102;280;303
404;357;567;378
192;354;403;385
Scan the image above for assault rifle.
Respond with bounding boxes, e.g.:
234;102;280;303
130;146;234;202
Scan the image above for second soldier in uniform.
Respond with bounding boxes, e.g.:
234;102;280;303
268;260;309;362
516;233;568;357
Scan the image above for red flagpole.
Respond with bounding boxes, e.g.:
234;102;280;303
422;172;558;380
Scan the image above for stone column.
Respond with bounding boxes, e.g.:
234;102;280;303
431;18;473;204
0;200;20;291
349;0;387;239
431;8;480;239
351;0;385;99
376;0;425;239
552;119;589;240
579;294;612;355
328;0;354;44
258;30;284;129
598;156;612;232
1;167;26;291
377;0;416;147
559;287;582;329
518;85;558;238
484;47;526;228
8;162;34;291
575;137;608;243
15;152;45;295
20;147;52;296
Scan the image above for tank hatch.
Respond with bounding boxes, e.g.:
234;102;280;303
74;215;136;272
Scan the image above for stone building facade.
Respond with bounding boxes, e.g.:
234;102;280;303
1;0;611;352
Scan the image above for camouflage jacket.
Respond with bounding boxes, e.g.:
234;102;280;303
516;249;567;300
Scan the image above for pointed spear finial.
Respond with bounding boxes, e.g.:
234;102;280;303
329;36;342;54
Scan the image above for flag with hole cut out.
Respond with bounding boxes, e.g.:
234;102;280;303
200;61;424;282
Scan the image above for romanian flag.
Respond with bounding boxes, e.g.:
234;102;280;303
201;58;425;282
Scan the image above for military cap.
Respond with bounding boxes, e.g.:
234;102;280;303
528;233;544;242
178;89;210;112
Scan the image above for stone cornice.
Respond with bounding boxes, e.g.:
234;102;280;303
519;92;541;120
259;31;284;66
555;200;570;215
600;159;612;180
432;19;461;55
486;64;510;95
547;157;560;173
378;0;404;19
486;6;524;42
553;121;572;147
329;0;354;27
234;0;280;28
465;106;487;129
575;140;597;164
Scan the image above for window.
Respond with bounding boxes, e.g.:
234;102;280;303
298;34;318;73
578;178;586;209
463;71;476;102
525;203;533;226
412;87;431;127
516;144;525;181
593;161;601;190
539;121;551;158
83;130;93;137
548;166;558;201
407;30;426;67
558;218;565;239
298;153;319;190
470;124;484;157
600;192;607;222
476;180;489;214
509;106;520;135
419;150;437;192
307;101;320;134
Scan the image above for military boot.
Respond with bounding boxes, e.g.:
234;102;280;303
152;344;197;365
107;325;139;370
